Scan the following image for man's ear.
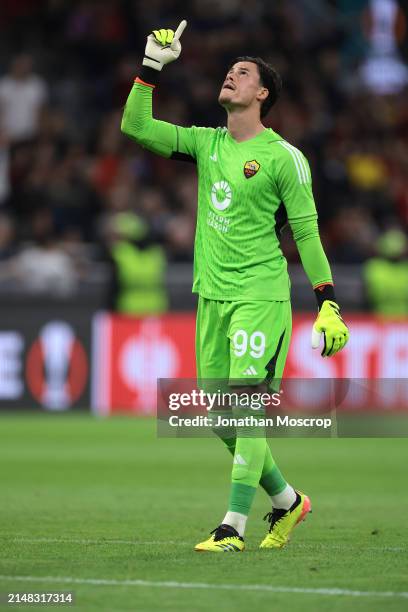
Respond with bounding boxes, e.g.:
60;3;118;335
257;87;269;103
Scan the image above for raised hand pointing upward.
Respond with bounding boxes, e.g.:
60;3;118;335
143;20;188;71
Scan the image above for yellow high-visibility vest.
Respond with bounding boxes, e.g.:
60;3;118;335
111;241;167;315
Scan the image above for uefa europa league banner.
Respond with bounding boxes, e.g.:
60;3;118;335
0;302;92;411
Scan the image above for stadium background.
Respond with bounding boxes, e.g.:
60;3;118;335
0;0;407;411
1;2;408;611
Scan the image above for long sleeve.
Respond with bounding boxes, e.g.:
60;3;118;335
121;77;201;161
290;217;333;288
274;141;334;302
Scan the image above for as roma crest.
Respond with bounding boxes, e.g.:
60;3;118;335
243;159;260;179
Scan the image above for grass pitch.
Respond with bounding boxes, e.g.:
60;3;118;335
0;414;407;611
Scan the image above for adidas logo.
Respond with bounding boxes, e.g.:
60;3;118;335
243;366;257;375
210;153;217;162
216;543;241;551
233;454;247;465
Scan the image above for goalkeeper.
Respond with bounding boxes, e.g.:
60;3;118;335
121;21;349;552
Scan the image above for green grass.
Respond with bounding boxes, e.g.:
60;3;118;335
0;414;407;612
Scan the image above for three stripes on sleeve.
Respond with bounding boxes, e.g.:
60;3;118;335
278;141;311;185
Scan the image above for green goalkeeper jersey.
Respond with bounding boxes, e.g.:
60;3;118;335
121;81;333;301
184;126;315;300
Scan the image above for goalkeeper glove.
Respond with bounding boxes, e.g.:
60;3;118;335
311;300;349;357
143;20;187;71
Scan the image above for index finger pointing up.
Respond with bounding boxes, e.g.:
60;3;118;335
173;19;187;41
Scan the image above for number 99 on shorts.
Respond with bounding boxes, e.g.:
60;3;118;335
232;330;266;359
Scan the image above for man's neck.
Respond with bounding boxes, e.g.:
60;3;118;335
227;108;265;143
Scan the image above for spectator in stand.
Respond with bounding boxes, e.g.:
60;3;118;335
0;54;48;143
8;207;78;296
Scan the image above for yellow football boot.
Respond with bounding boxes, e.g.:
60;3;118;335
259;491;312;549
195;524;245;552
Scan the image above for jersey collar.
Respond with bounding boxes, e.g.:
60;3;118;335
226;128;282;145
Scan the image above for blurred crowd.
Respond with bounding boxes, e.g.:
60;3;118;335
0;0;407;307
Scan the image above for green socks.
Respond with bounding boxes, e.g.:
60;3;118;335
228;482;257;515
221;437;288;498
212;405;289;517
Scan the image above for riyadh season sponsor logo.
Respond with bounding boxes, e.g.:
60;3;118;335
211;180;232;211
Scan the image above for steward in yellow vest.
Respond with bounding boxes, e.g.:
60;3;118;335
363;229;408;317
107;212;167;315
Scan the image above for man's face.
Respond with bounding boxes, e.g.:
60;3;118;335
218;61;267;113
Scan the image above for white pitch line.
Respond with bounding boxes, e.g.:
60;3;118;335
0;575;407;600
3;538;407;553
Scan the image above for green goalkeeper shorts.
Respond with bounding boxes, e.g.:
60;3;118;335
196;297;292;387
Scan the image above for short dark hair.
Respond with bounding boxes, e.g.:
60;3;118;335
229;56;282;118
